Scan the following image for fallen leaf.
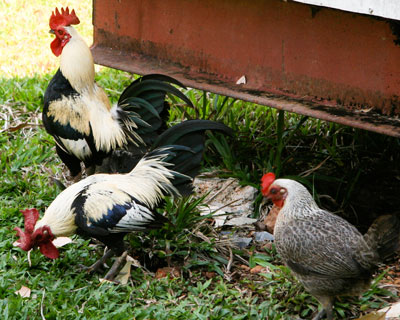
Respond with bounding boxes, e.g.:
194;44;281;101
250;265;265;274
263;205;281;234
52;237;73;248
126;255;142;268
155;267;180;279
239;264;250;271
236;75;246;85
360;107;373;113
0;122;39;133
204;271;216;279
114;259;132;285
15;285;31;298
355;311;386;320
99;278;114;284
262;242;274;251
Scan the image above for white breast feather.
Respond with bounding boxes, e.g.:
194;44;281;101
59;137;91;160
84;89;128;152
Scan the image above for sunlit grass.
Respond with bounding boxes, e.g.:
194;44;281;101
0;0;92;78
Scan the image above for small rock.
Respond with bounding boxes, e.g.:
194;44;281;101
232;237;252;249
379;301;400;319
225;217;258;226
254;231;274;242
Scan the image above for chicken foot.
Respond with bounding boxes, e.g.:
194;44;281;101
79;249;115;273
313;296;333;320
104;251;128;281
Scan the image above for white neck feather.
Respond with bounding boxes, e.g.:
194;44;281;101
60;26;95;93
275;179;320;221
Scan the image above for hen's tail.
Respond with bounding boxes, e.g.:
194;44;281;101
364;214;400;262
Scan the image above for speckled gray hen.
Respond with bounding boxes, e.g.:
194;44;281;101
261;172;400;320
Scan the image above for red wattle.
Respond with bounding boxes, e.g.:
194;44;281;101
50;38;62;57
13;227;33;251
39;240;60;259
273;199;285;208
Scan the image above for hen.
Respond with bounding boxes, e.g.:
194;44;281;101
261;172;400;320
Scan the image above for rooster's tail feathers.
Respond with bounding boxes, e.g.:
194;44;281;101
117;74;194;145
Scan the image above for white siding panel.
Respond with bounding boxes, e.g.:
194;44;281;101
293;0;400;20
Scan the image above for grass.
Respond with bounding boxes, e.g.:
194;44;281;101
1;1;400;319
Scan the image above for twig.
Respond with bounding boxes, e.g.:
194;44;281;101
209;199;242;215
204;178;236;204
0;122;41;133
40;289;46;320
27;250;32;267
226;246;233;273
300;156;330;177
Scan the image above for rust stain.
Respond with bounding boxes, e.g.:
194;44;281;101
92;0;400;136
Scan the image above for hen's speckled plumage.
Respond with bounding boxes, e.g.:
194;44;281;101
264;177;400;320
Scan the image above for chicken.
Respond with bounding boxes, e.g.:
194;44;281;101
96;119;233;179
43;8;194;179
14;146;201;280
261;172;400;320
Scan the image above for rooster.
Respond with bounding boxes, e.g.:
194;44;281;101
261;172;400;320
44;7;196;179
14;146;202;280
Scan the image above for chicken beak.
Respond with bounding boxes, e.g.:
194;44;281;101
49;29;55;34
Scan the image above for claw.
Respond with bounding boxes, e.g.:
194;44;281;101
104;251;128;281
79;249;115;273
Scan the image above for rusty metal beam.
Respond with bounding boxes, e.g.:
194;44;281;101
92;0;400;137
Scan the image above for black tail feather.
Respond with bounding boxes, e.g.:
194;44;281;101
144;146;195;196
152;120;233;178
117;74;194;145
96;119;233;196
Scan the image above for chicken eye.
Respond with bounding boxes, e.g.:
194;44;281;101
58;29;64;36
269;188;278;195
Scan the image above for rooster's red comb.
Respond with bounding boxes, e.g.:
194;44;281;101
261;172;276;195
20;208;40;233
49;7;80;30
14;208;40;251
